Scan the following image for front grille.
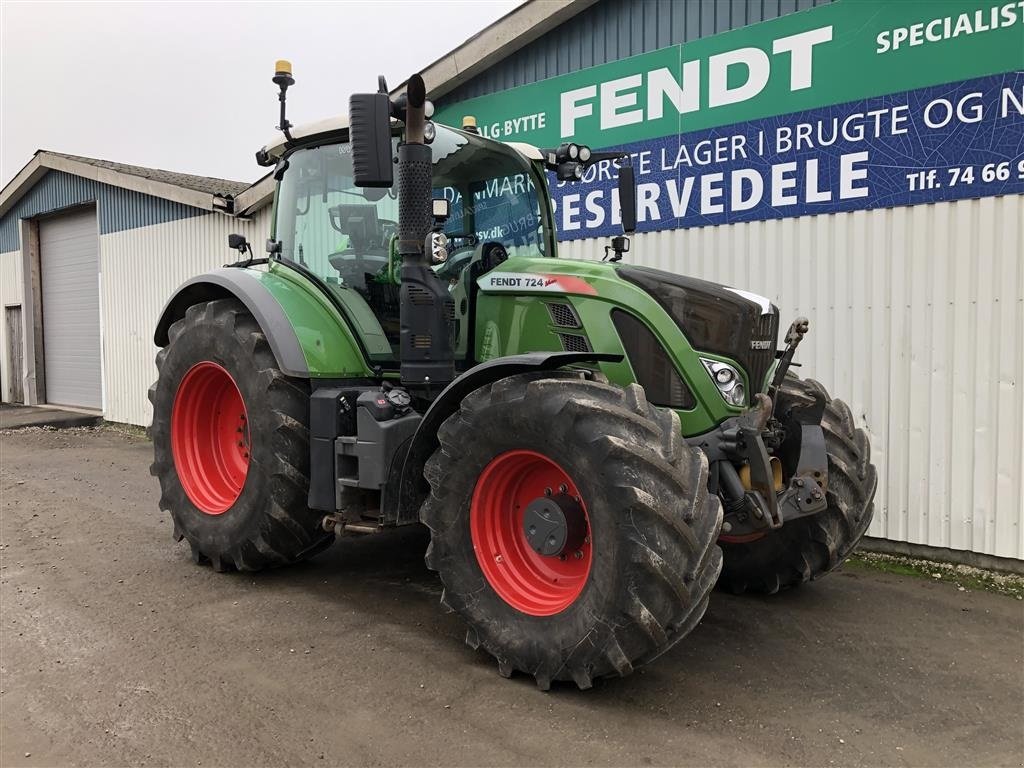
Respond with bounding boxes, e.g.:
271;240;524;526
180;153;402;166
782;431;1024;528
612;310;695;409
557;333;590;353
546;302;581;328
748;313;780;391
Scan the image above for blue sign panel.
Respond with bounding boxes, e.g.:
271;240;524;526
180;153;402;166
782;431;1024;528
549;72;1024;240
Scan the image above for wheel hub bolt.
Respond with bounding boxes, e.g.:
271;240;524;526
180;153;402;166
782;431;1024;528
559;484;568;493
573;550;583;559
495;555;503;563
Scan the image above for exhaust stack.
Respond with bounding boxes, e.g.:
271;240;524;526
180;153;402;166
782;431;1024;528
394;75;455;390
350;74;455;391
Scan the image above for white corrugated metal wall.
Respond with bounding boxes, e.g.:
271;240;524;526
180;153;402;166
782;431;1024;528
1;249;24;402
99;207;273;426
561;195;1024;561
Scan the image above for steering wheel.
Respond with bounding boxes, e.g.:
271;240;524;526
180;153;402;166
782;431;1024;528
482;242;509;266
434;240;508;283
328;251;389;287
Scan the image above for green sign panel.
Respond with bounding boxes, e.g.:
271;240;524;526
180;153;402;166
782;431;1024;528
435;0;1024;147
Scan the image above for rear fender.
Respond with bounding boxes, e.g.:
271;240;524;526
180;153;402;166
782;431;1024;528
389;351;622;524
154;267;374;379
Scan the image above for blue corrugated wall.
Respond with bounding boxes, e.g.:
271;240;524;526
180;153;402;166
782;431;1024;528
0;170;206;253
442;0;833;104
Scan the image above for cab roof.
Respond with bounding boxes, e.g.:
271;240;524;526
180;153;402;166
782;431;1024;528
258;116;543;165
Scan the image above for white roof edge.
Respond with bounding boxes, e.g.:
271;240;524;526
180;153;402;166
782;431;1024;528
0;156;46;219
393;0;598;101
234;175;276;217
0;152;221;220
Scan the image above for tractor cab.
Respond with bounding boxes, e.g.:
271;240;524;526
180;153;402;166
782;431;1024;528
266;123;555;364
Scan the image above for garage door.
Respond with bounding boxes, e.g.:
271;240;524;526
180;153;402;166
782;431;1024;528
40;208;102;409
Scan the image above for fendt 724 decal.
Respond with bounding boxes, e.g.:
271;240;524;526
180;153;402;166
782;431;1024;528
477;272;597;295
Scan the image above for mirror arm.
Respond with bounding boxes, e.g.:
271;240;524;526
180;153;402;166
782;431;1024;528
584;150;628;165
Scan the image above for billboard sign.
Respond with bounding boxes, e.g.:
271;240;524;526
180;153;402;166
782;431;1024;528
434;0;1024;239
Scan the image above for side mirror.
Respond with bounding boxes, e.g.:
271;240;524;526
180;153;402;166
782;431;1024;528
618;164;637;234
349;91;393;188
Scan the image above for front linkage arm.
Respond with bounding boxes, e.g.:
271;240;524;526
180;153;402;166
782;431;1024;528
695;397;829;538
768;316;809;409
692;316;829;538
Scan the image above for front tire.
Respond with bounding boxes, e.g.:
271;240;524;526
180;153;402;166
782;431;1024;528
719;375;877;594
420;371;722;689
149;298;332;571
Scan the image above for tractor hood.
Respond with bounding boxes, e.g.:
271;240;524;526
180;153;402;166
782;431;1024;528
616;264;781;392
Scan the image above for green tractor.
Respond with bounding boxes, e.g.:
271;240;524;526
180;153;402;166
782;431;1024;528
150;64;877;689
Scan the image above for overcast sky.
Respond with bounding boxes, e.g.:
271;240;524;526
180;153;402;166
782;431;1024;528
0;0;521;187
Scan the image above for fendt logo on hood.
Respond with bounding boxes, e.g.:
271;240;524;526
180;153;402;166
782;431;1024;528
477;273;597;296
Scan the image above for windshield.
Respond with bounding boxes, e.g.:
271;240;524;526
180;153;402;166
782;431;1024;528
272;125;550;293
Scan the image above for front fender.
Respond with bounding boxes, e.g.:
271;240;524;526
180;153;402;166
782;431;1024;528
391;351;622;524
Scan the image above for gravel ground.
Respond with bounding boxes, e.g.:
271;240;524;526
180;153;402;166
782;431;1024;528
1;427;1022;768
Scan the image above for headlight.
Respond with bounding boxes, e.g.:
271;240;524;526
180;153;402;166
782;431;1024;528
701;358;746;407
430;232;448;263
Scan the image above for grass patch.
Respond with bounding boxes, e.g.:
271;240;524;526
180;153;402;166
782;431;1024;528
101;421;149;440
846;551;1024;600
0;421;148;441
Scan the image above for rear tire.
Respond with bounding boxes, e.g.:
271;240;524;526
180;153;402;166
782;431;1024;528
719;375;877;594
149;298;332;572
420;371;722;689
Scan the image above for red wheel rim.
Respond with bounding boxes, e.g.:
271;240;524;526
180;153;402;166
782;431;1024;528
470;450;592;616
171;361;250;515
719;532;767;544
